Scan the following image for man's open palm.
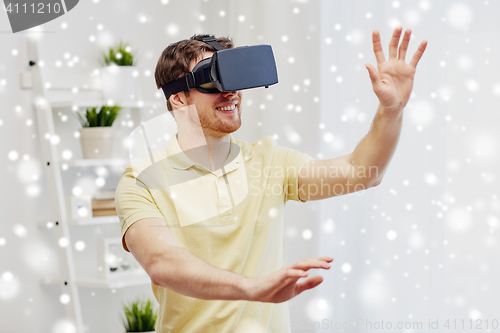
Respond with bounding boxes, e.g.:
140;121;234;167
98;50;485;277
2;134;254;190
366;26;427;111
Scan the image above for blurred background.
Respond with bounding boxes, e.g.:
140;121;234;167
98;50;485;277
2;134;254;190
1;0;499;332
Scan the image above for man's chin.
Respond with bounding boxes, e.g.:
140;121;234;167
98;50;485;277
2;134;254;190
200;110;242;134
220;122;241;134
215;118;241;134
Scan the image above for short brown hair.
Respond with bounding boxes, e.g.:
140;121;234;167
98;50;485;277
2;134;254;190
154;34;234;112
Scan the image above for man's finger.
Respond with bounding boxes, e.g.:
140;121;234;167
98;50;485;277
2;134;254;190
372;30;386;64
286;268;308;279
398;28;412;61
292;258;331;271
365;63;382;91
319;256;334;262
409;40;428;68
295;275;324;294
389;26;403;60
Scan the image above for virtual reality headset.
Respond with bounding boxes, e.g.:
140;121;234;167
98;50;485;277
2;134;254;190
161;37;278;100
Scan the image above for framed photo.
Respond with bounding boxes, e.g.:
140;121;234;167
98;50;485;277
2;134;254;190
68;195;92;220
97;238;142;280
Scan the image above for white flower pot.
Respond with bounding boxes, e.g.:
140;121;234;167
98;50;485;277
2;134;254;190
100;66;139;104
79;127;115;159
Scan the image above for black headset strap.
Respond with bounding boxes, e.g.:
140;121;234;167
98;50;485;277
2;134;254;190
161;37;226;100
194;36;226;51
161;67;212;100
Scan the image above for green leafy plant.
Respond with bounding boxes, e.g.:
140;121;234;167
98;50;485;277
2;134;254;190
76;105;122;127
120;298;158;332
102;41;136;66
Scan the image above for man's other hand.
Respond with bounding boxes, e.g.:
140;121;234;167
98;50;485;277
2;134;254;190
244;256;334;303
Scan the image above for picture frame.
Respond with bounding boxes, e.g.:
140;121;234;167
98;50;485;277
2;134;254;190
68;195;92;220
97;238;142;280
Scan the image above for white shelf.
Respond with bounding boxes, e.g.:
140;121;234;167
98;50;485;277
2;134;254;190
38;216;119;228
64;159;129;167
70;216;119;226
48;100;161;109
41;270;151;289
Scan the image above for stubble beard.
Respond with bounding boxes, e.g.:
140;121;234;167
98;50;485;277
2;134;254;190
199;102;242;137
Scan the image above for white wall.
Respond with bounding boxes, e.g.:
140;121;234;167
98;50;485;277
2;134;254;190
316;0;500;331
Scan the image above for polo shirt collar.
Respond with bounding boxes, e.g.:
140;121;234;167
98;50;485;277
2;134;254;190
166;133;253;172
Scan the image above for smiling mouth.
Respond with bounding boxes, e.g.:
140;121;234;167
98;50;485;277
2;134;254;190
216;104;236;111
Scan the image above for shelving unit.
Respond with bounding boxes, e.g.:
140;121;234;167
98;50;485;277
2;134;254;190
25;37;158;332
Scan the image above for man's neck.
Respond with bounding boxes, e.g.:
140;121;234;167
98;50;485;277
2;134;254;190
177;129;231;174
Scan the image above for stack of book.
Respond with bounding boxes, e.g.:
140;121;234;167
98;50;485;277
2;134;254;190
92;190;117;217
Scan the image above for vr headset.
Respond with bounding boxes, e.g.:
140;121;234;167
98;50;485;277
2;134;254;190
161;37;278;100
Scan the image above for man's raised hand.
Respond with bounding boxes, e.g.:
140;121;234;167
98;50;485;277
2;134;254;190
365;26;427;112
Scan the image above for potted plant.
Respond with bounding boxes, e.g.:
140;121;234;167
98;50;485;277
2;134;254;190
100;41;139;104
120;298;158;333
76;105;122;159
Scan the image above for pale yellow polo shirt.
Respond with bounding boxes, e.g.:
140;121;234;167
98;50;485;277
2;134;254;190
115;133;313;333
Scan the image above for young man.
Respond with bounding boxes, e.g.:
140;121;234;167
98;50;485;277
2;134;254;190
115;28;427;332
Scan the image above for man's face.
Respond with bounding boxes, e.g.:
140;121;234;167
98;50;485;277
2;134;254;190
184;51;242;136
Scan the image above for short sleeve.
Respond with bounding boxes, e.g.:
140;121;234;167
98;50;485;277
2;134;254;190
115;165;164;252
275;146;314;202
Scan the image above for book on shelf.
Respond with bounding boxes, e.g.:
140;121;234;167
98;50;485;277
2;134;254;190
89;190;117;217
92;199;115;210
92;209;117;217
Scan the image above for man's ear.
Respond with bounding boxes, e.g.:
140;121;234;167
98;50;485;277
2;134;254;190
169;91;187;109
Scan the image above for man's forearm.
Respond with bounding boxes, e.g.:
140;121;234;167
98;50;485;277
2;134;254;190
150;245;250;301
350;105;403;184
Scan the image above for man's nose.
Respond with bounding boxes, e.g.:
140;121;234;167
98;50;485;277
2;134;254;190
221;90;240;97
